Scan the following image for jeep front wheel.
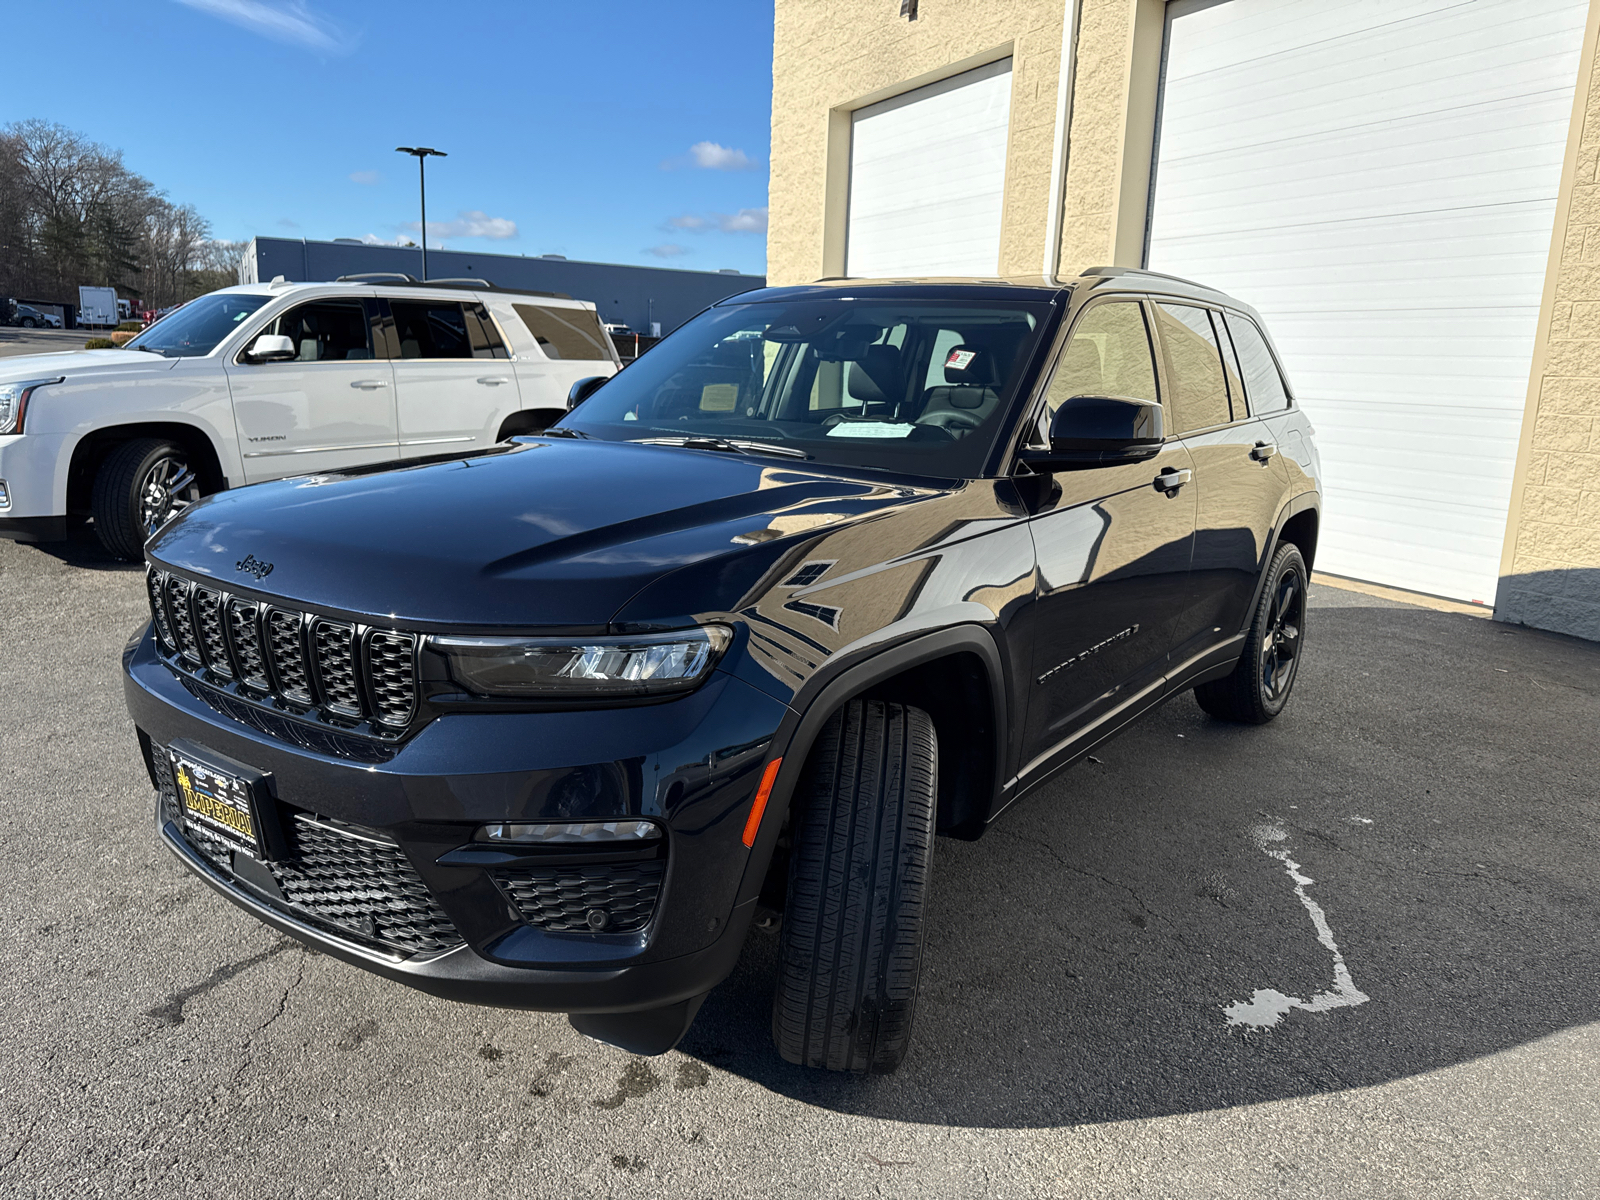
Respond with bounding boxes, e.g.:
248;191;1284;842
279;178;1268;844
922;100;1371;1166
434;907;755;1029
91;438;202;561
772;698;938;1074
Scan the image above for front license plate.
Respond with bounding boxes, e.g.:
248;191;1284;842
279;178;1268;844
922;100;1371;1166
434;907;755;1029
169;746;263;857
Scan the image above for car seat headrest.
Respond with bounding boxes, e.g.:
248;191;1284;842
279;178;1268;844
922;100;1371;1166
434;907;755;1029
847;344;903;404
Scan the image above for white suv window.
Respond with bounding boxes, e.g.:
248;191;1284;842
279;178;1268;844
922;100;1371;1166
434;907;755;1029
268;300;373;362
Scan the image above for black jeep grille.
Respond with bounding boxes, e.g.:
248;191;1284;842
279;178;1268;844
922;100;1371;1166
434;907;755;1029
312;621;361;715
145;567;419;741
493;861;665;933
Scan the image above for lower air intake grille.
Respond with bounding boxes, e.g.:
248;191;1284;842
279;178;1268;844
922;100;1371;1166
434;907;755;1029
270;815;462;955
493;860;664;933
158;756;461;958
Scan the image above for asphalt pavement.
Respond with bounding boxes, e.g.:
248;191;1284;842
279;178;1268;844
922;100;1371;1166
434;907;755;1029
0;326;101;358
1;527;1596;1198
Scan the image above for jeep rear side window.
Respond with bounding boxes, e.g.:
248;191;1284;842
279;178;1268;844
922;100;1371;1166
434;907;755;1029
270;300;373;362
513;304;612;361
1045;301;1160;419
1223;313;1291;414
1155;302;1234;432
390;300;473;359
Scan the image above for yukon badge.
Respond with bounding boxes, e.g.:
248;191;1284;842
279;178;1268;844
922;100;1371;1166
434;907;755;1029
235;554;274;581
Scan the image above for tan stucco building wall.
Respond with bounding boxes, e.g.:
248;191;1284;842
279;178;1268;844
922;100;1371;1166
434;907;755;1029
1496;0;1600;641
767;0;1600;641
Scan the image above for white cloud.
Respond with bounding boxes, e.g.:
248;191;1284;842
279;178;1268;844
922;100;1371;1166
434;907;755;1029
173;0;350;53
403;210;518;242
662;207;769;237
688;141;757;171
348;170;380;185
647;244;690;258
716;207;768;234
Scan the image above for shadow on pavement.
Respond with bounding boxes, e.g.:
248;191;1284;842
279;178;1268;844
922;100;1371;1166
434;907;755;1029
681;599;1600;1128
16;521;143;572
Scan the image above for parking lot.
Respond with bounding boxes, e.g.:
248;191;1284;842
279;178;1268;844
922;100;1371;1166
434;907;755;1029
1;529;1597;1199
0;326;100;359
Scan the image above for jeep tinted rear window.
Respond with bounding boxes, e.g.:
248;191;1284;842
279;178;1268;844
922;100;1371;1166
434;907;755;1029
1155;303;1234;432
514;304;612;360
1223;313;1291;414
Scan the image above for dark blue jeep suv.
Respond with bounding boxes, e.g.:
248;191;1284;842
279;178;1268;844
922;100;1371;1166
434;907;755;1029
123;269;1321;1073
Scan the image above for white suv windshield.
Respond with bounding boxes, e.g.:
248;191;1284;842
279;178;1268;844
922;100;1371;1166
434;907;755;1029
126;293;271;358
558;297;1053;477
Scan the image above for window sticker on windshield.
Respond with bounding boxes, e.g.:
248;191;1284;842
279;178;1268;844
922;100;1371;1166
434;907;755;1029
826;421;916;439
945;348;976;371
700;384;738;412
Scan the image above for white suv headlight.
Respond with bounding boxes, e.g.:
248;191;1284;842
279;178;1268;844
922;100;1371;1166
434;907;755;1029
0;377;63;435
433;625;733;698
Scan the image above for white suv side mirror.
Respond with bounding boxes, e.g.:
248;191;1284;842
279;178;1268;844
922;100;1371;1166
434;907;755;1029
245;334;296;363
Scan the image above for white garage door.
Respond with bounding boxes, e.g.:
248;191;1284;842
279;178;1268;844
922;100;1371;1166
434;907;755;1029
1147;0;1587;605
846;58;1013;279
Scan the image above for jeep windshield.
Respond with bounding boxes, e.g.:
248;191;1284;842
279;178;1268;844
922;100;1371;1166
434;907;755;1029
555;296;1055;477
125;293;270;357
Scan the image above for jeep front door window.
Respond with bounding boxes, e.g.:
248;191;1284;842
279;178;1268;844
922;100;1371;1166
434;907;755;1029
225;298;398;483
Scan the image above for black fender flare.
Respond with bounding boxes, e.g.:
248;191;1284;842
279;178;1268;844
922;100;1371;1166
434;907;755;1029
733;622;1010;907
1238;490;1320;636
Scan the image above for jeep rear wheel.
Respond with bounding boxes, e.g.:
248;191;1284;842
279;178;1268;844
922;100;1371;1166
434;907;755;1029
1195;541;1307;724
772;699;937;1074
91;438;202;561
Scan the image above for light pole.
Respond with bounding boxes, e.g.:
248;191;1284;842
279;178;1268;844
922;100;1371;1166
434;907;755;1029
395;146;447;280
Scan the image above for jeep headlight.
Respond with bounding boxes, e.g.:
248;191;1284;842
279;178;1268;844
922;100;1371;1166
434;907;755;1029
433;625;732;697
0;377;63;435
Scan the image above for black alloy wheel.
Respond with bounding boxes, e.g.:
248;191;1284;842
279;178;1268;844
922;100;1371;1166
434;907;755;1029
1194;541;1308;724
91;437;203;561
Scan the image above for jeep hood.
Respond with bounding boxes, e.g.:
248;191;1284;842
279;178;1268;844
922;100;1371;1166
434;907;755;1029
147;439;940;628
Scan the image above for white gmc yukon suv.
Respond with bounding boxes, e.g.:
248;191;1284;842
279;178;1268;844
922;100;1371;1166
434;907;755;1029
0;276;619;559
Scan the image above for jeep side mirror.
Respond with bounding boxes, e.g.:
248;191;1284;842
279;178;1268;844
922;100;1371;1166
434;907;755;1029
567;375;608;408
1017;394;1165;472
244;334;296;363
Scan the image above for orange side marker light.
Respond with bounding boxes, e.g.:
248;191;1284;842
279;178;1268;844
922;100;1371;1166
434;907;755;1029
741;758;783;848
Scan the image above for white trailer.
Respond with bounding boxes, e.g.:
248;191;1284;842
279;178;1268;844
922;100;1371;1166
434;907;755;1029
78;286;118;328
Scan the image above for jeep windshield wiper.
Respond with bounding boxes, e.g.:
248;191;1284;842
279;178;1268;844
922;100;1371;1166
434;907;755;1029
630;435;809;460
539;426;590;439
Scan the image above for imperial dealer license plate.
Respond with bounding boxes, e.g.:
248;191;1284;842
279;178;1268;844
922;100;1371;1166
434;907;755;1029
169;742;269;857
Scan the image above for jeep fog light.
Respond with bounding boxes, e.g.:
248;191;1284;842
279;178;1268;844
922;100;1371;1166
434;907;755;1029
433;625;732;697
477;819;662;844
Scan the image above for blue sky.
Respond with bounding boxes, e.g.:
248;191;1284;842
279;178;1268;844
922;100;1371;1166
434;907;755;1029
4;0;775;275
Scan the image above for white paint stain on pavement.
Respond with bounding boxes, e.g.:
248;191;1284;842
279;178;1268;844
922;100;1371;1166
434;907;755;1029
1222;821;1370;1030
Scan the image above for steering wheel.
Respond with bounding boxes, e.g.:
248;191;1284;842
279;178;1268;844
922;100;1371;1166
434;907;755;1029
915;409;984;433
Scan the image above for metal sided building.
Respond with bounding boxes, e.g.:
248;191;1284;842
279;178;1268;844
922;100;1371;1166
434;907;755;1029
768;0;1600;641
239;237;765;337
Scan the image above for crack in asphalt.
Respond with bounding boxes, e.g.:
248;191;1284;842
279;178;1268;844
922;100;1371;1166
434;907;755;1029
145;940;295;1027
988;827;1206;953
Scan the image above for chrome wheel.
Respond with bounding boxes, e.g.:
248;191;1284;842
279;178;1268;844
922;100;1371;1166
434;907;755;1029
137;453;199;534
1260;566;1304;703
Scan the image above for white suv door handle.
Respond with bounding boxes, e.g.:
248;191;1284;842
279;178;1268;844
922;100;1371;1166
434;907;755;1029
476;376;511;386
350;380;389;389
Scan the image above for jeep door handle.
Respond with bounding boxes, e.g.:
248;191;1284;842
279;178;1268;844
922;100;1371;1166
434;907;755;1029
1154;468;1192;492
1252;441;1277;462
477;376;511;386
350;379;389;389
